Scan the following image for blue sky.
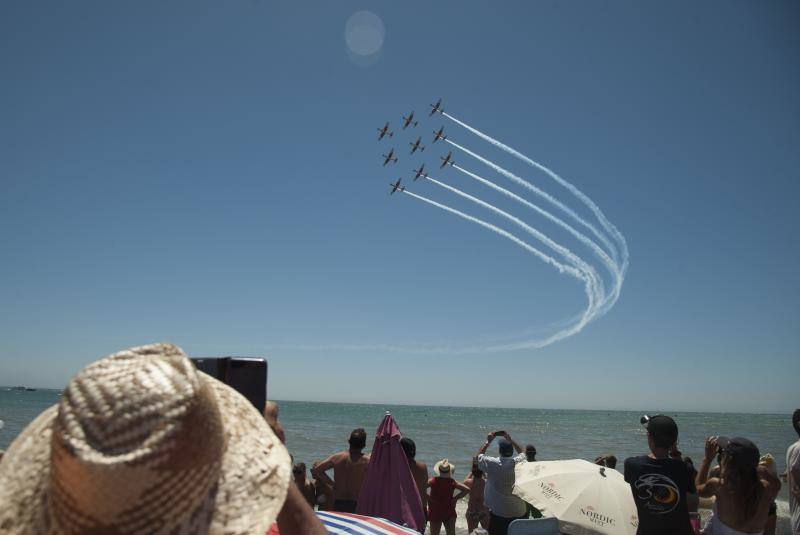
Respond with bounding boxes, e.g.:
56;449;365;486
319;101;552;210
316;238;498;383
1;1;798;413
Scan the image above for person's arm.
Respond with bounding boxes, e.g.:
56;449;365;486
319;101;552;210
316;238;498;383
696;436;720;497
311;454;337;489
758;464;781;501
477;432;495;457
502;432;524;454
277;481;327;535
453;481;471;501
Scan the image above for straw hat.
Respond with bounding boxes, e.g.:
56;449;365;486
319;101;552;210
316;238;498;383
0;343;291;534
434;459;455;478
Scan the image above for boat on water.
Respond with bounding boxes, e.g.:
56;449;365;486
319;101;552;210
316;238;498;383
10;386;37;392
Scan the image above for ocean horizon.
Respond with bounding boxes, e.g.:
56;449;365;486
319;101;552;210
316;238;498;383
2;388;796;533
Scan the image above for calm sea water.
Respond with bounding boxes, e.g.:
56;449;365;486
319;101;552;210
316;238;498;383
1;389;796;533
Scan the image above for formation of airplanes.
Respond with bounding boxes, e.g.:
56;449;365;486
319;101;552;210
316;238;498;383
377;99;449;194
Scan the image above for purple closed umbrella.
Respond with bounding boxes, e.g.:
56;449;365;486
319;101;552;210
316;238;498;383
356;412;425;532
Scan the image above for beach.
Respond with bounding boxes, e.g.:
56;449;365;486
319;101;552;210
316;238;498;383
1;390;795;534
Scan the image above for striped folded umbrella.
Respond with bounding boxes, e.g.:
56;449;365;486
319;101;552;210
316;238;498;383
317;511;420;534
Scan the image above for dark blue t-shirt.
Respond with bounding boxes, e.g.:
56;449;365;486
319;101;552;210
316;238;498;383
624;455;695;535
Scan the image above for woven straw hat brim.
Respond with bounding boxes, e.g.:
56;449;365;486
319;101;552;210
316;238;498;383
0;373;291;534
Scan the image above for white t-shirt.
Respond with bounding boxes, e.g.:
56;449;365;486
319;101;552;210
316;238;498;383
477;453;527;518
788;440;800;535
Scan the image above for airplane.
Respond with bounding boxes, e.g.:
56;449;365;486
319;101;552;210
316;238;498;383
429;98;443;116
412;164;428;181
402;111;418;129
409;136;425;154
389;177;405;195
382;149;398;166
440;151;454;168
377;122;393;140
432;126;447;143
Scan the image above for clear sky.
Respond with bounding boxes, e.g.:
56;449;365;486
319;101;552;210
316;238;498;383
1;1;798;413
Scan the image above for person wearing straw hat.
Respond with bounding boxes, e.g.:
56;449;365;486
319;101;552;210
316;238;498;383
427;459;470;535
0;343;326;535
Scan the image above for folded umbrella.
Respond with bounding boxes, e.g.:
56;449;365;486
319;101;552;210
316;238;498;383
356;412;425;532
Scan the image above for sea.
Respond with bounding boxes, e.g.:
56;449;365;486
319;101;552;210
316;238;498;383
1;388;795;534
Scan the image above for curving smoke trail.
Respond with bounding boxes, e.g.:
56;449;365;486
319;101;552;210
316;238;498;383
401;189;597;352
423;175;605;310
443;111;629;277
444;138;621;266
450;163;623;317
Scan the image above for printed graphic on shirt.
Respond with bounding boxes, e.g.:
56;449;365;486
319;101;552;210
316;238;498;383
633;473;680;514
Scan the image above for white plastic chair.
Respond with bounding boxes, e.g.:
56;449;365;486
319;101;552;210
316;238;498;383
507;517;559;535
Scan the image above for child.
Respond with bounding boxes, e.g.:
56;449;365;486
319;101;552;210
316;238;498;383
463;457;490;533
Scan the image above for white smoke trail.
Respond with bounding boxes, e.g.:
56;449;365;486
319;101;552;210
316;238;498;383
404;190;583;280
402;189;596;351
423;175;605;310
444;138;621;266
443;111;629;275
451;163;622;316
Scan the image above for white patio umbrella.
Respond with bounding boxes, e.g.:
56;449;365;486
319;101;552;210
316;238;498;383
513;459;639;535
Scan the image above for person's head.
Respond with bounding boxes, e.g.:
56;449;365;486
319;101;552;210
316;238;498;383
263;401;286;444
793;408;800;438
0;343;291;534
400;437;416;460
498;437;514;457
594;454;616;469
525;444;537;462
348;428;367;451
434;459;454;479
642;414;678;452
720;437;762;520
471;456;484;478
292;462;307;484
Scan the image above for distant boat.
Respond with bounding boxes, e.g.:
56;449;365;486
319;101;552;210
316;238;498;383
25;387;36;391
11;386;36;391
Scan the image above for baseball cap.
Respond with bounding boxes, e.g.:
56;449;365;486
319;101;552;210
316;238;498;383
641;414;678;445
498;438;514;457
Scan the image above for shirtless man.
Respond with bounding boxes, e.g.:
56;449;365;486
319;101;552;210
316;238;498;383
312;428;370;513
401;438;430;522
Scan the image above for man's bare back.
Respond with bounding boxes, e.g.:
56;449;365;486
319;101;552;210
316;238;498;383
313;428;371;512
409;459;429;509
330;450;370;501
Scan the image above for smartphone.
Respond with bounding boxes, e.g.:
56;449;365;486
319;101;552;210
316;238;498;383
192;357;267;411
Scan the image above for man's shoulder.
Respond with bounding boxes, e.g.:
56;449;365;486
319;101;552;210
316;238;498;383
624;455;649;468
